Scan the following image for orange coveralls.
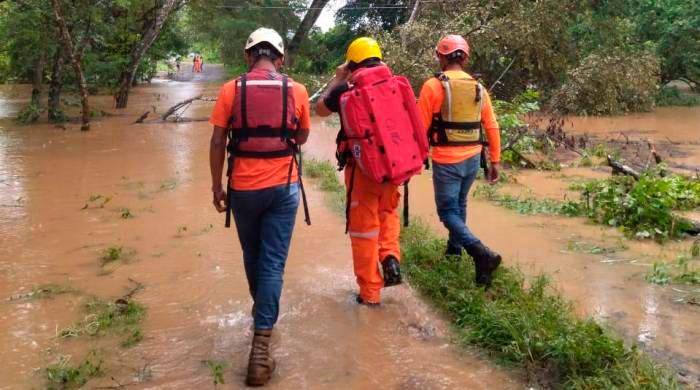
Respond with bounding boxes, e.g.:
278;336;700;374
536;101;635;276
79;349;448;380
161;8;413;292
345;164;401;303
324;80;402;304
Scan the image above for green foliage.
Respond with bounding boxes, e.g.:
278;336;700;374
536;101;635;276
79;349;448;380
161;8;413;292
647;255;700;286
203;359;228;386
46;351;103;390
551;50;660;115
656;86;700;107
580;173;700;240
400;221;678;388
473;184;583;217
305;159;346;213
15;103;43;124
101;246;124;265
60;297;146;347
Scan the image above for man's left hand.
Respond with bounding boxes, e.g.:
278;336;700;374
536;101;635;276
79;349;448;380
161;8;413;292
488;162;500;184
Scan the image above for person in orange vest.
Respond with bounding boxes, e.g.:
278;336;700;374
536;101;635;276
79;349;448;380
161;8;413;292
209;27;311;386
417;34;502;287
316;38;408;306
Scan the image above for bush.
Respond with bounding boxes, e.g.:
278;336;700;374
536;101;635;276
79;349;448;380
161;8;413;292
552;51;660;115
580;173;700;240
656;86;700;107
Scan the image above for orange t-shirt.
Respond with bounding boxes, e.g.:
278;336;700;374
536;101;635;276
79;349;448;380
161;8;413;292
417;70;501;164
209;75;311;191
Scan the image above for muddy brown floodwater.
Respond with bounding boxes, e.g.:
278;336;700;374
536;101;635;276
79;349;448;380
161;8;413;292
0;67;521;389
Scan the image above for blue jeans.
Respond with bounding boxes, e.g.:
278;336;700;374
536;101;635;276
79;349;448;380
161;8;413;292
432;155;482;248
230;183;299;330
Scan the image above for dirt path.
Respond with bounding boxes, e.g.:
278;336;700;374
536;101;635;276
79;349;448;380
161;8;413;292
0;76;522;388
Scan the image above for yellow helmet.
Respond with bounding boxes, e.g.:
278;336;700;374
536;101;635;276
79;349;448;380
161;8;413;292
346;37;382;64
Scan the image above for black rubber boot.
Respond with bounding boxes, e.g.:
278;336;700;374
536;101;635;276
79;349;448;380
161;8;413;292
445;242;463;258
381;255;402;287
465;242;502;287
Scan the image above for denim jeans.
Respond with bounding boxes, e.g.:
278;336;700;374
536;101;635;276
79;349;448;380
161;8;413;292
230;183;299;330
432;154;482;248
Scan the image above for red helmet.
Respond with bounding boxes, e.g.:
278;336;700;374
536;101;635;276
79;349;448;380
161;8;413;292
436;35;470;57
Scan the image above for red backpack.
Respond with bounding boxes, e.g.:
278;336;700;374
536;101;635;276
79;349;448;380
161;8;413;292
339;65;428;186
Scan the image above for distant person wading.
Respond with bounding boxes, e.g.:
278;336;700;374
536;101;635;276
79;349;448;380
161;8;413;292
208;27;311;387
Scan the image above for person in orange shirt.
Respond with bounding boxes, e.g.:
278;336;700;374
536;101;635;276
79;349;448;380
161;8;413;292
316;37;403;306
417;34;502;287
209;27;310;386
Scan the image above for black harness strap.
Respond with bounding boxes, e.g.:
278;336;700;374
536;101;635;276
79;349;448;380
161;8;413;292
403;181;410;227
344;163;357;234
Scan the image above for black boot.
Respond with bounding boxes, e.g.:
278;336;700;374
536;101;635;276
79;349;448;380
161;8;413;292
381;255;402;287
465;242;502;287
445;242;463;258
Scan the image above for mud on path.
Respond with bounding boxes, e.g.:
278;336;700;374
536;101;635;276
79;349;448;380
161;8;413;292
0;75;521;388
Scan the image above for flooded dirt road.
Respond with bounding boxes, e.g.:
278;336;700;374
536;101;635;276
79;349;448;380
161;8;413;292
0;68;520;389
307;108;700;385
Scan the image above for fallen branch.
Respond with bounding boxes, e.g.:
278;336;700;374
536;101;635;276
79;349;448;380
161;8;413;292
607;155;640;179
161;94;202;120
134;110;150;124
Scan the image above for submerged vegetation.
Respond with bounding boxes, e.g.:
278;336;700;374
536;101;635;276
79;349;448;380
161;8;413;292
59;297;146;348
401;221;679;388
45;351;103;390
306;158;679;387
474;171;700;241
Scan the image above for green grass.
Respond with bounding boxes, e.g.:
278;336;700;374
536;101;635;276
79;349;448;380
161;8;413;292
203;359;228;386
59;297;146;347
566;239;628;255
473;184;583;217
646;255;700;286
45;351;103;389
401;221;679;388
100;246;135;267
304;159;346;213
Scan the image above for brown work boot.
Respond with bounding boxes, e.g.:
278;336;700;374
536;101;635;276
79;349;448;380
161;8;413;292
246;329;275;386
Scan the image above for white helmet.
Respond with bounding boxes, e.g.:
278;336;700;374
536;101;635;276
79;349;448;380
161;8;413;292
245;27;285;56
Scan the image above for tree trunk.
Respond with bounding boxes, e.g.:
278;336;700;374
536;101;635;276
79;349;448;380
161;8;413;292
31;51;45;106
286;0;329;67
51;0;90;131
48;46;64;122
114;0;184;109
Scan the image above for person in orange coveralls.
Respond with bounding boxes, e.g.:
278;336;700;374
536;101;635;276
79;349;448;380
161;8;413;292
417;34;502;287
315;37;403;306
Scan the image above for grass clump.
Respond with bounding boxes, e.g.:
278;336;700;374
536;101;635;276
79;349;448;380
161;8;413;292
566;239;628;255
579;173;700;240
81;194;112;209
60;297;146;347
203;359;228;386
646;255;700;286
119;207;134;219
400;220;679;388
45;351;103;389
305;159;346;213
473;184;583;217
100;246;135;267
